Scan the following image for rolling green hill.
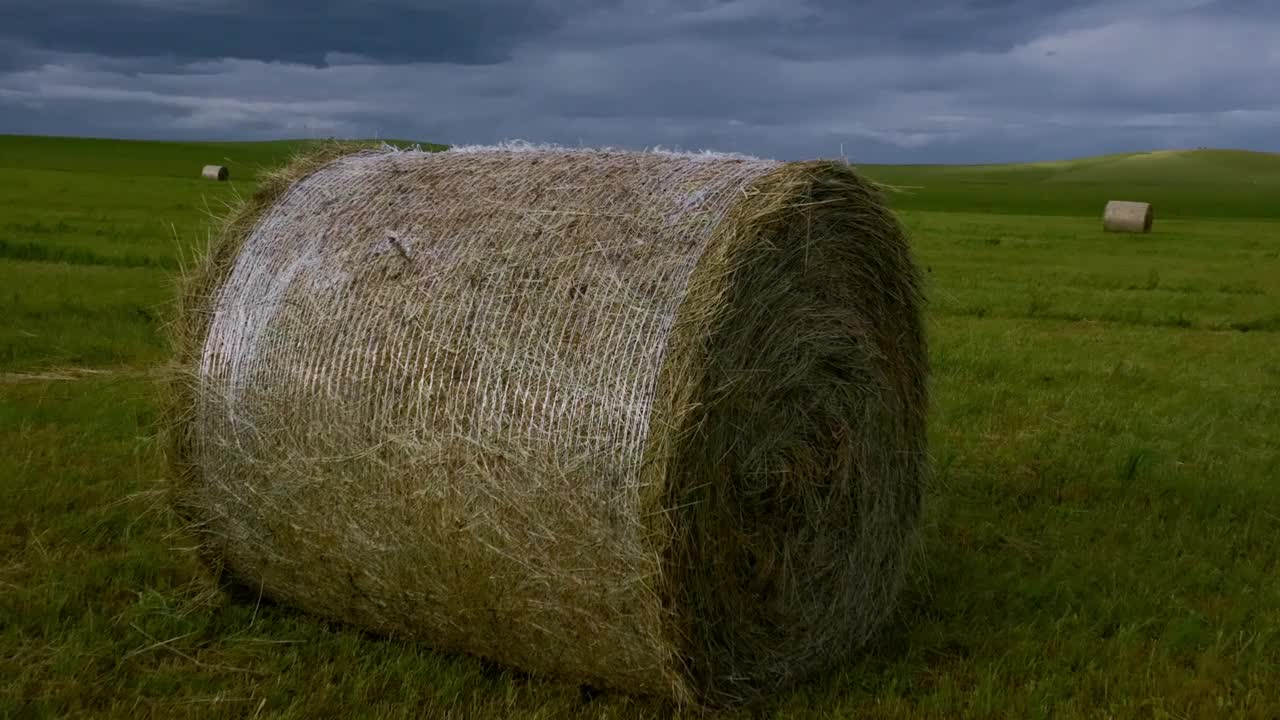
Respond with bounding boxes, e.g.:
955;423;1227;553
0;134;443;180
859;149;1280;219
4;135;1275;219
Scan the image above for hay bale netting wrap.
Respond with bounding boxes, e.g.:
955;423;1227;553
202;164;230;181
167;144;929;706
1103;200;1153;233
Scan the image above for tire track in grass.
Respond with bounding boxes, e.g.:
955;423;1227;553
0;366;164;384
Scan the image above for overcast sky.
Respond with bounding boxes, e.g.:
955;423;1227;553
1;0;1277;162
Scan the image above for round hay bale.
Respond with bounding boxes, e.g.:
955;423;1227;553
201;164;230;181
1103;200;1153;233
166;143;929;707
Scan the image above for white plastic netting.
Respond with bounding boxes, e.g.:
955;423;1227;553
191;146;781;693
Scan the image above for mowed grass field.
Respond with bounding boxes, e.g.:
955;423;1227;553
2;134;1278;719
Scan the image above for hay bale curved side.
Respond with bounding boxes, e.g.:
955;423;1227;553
202;164;230;181
167;140;386;536
1103;200;1153;233
167;145;929;707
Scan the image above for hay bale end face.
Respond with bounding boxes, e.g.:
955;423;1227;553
1103;200;1153;233
201;164;229;181
167;144;930;707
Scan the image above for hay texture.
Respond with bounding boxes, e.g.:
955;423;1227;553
167;143;929;707
202;164;230;181
1103;200;1153;233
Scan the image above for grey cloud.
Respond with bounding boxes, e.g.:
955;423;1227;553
0;0;573;66
551;0;1126;61
1;0;1278;162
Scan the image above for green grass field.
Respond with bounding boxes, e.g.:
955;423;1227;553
2;134;1278;719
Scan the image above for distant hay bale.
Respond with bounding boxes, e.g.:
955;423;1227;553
201;165;229;181
1103;200;1153;233
165;143;929;707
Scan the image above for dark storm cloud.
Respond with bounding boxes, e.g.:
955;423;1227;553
0;0;573;65
0;35;43;73
541;0;1080;61
0;0;1277;162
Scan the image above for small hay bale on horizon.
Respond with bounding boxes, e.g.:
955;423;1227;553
164;143;930;708
201;164;229;181
1103;200;1153;233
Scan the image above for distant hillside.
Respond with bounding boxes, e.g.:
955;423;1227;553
858;149;1280;219
2;136;1275;219
0;135;444;181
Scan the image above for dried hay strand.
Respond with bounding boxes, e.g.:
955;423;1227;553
201;164;230;181
164;142;930;707
1103;200;1153;233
